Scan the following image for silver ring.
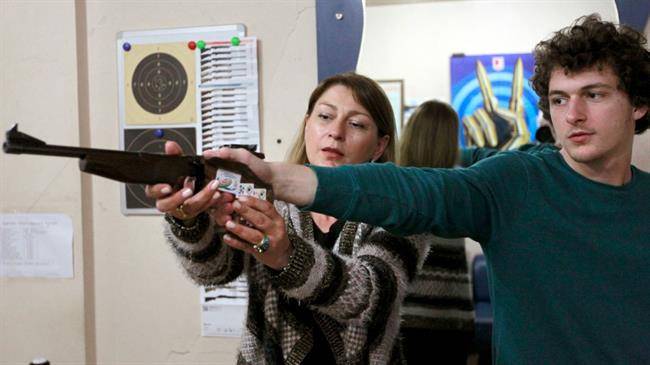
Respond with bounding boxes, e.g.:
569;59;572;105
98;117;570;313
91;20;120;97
253;235;270;254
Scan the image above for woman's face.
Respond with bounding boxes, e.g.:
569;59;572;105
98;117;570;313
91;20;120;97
304;85;389;167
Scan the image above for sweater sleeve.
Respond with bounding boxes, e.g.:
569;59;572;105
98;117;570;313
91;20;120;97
459;147;500;167
304;154;532;242
269;225;430;328
164;214;245;286
459;143;558;167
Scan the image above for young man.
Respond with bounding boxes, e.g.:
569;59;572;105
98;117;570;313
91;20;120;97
217;15;649;363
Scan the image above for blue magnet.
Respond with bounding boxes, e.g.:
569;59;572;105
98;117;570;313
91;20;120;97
122;42;132;51
153;129;164;138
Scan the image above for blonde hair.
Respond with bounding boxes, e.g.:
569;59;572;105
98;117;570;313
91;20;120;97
398;100;459;168
286;72;396;164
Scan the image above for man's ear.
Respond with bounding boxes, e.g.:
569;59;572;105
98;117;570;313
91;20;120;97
633;105;648;121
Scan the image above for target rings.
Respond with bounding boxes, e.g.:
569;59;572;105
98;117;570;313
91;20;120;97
132;52;188;114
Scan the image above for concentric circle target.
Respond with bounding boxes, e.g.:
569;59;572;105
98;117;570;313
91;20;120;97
123;128;196;210
131;52;188;114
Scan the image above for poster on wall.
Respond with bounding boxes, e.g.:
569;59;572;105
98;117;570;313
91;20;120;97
1;214;73;278
450;53;540;150
200;276;248;337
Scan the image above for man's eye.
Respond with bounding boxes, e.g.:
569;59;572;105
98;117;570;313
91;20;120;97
550;97;566;106
587;92;603;100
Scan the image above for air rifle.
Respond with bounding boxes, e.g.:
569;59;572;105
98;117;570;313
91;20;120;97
2;124;273;201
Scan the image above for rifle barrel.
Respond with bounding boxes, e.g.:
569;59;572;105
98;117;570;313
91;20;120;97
3;142;130;159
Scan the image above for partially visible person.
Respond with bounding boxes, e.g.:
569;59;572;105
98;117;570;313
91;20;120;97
397;100;474;365
212;14;650;363
146;73;430;364
399;100;460;168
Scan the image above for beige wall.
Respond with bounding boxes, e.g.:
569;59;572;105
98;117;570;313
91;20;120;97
2;1;316;364
359;0;619;105
1;1;87;364
85;2;317;365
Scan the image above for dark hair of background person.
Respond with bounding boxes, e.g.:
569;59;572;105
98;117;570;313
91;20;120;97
398;100;460;168
531;13;650;134
535;125;556;144
286;72;397;164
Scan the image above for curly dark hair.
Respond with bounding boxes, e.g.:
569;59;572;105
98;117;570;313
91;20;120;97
531;14;649;134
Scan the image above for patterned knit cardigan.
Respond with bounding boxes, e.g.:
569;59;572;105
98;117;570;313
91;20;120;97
164;200;430;365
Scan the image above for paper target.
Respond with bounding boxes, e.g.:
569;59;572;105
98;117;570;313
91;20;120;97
131;52;188;114
117;24;257;215
123;128;196;210
124;43;196;125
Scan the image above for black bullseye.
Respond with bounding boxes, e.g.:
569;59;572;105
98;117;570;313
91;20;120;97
132;52;188;114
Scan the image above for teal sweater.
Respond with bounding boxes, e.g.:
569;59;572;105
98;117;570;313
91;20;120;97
305;148;650;364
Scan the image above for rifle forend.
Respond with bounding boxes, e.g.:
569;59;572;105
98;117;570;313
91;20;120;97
3;124;273;201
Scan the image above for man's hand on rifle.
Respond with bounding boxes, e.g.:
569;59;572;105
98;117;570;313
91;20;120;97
214;147;317;207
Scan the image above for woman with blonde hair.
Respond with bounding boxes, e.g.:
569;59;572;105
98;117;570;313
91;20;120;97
147;72;429;364
398;100;459;168
398;100;474;364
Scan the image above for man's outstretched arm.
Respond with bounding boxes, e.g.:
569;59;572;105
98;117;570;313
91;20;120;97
214;147;318;207
217;147;492;238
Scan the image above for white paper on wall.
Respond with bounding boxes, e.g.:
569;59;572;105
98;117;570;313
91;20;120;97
200;275;248;337
0;213;73;278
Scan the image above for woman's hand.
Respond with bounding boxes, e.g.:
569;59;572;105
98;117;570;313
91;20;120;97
145;141;234;222
221;196;293;270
